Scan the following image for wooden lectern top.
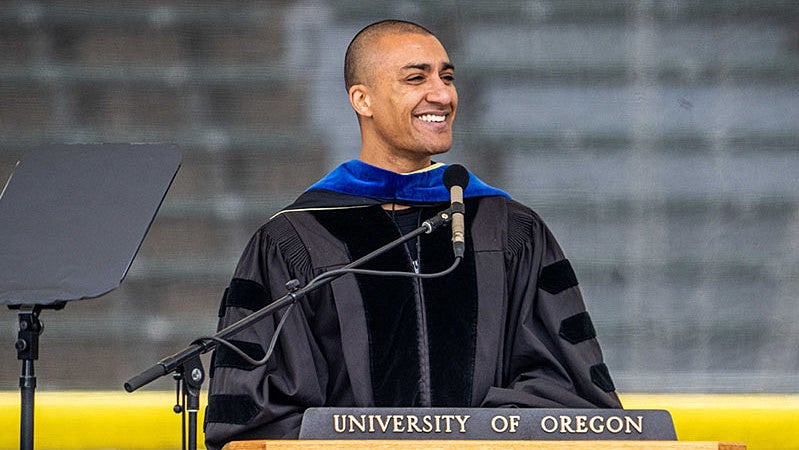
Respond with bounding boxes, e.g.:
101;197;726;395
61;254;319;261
223;440;746;450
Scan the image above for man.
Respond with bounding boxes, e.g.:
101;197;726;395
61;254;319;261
204;20;621;449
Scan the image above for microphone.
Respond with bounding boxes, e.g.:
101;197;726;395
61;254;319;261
442;164;470;259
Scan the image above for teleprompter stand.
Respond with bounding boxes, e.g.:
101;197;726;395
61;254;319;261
9;302;65;450
0;144;181;450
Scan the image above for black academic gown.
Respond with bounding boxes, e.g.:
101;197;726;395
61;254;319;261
203;192;622;450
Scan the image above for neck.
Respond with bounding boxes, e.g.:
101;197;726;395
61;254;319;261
359;149;432;174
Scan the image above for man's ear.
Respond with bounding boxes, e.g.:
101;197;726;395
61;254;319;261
349;84;373;118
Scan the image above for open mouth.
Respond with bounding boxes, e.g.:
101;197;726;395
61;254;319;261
416;113;447;123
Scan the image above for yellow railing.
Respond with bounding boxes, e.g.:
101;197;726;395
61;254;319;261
0;392;797;450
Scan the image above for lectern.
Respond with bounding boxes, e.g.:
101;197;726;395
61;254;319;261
219;408;745;450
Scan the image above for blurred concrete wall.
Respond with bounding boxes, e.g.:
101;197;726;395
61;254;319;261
1;0;797;393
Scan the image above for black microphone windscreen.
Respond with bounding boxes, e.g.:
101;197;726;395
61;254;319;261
443;164;470;190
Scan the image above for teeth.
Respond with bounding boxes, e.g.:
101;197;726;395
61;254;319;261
417;114;446;123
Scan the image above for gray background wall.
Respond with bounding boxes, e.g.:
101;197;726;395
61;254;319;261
1;0;797;393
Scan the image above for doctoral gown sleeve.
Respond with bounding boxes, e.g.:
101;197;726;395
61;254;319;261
481;201;622;409
204;214;349;450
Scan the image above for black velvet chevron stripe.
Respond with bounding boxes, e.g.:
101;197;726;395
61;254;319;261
224;278;271;311
213;340;266;371
559;311;597;344
539;259;579;295
206;394;259;425
590;363;616;393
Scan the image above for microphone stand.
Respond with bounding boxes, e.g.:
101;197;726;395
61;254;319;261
124;208;454;450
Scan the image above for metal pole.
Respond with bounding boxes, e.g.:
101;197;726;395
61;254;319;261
16;307;42;450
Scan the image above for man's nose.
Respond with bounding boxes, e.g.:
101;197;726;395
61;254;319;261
426;78;455;105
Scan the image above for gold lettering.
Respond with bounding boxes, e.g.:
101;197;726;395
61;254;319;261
491;415;509;433
392;415;405;432
454;415;470;433
559;415;576;433
333;415;346;433
589;416;605;433
407;415;422;433
541;416;558;433
606;416;624;433
441;415;455;433
574;415;588;433
349;415;367;433
626;416;644;434
375;415;391;433
507;415;520;433
421;415;434;432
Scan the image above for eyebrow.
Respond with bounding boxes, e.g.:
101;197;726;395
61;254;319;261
401;62;455;72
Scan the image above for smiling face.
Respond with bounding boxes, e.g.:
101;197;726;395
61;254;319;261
349;32;458;172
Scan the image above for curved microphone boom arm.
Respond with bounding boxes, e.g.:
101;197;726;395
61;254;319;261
124;206;456;393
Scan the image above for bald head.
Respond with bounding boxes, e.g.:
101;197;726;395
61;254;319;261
344;20;435;91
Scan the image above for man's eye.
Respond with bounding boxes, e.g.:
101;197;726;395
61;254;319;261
442;74;455;82
407;75;424;82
